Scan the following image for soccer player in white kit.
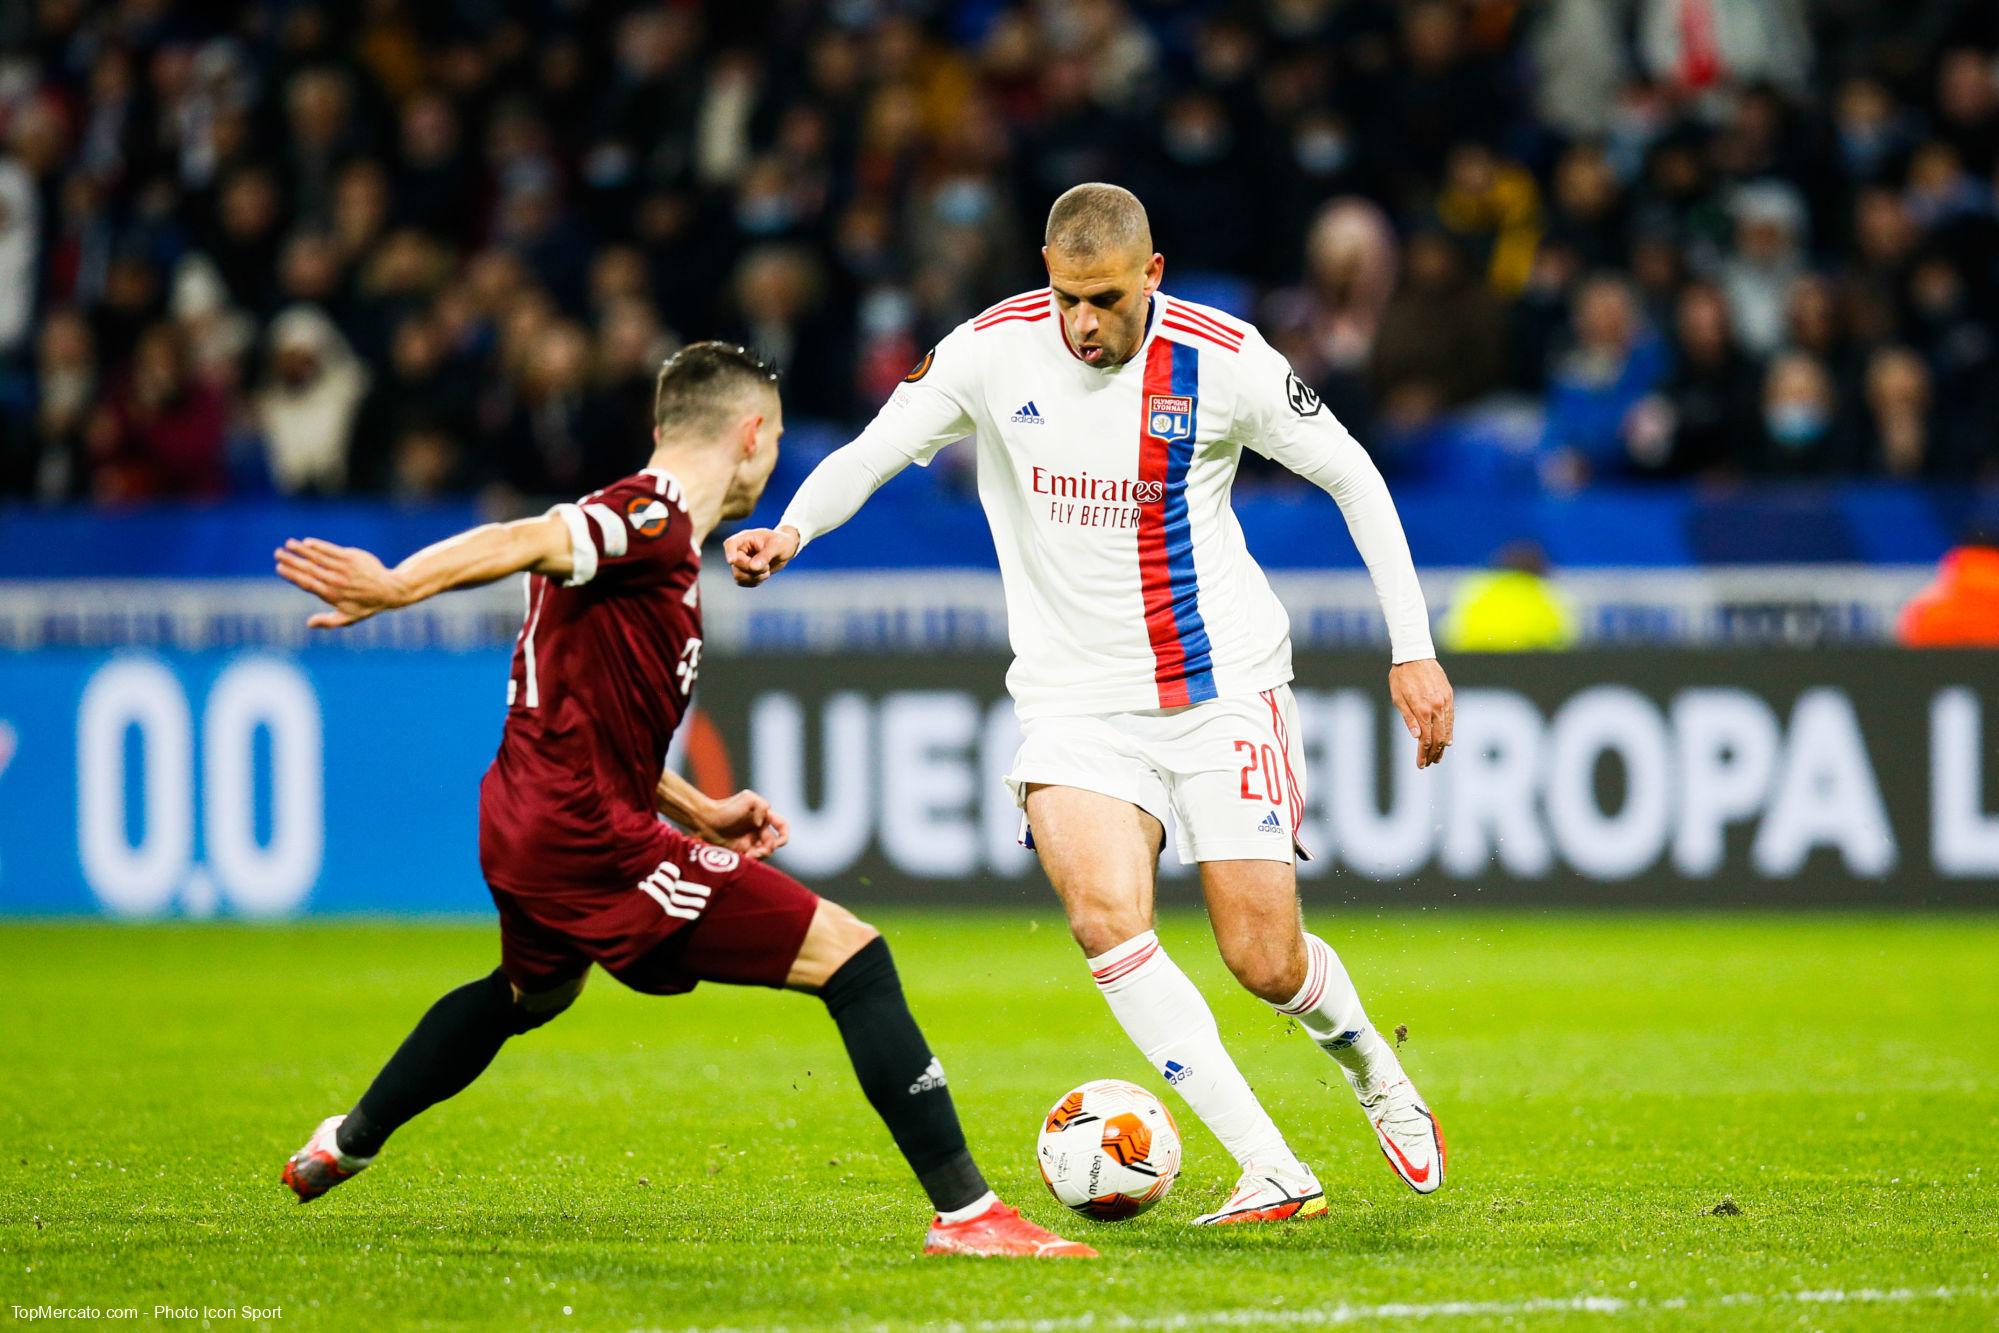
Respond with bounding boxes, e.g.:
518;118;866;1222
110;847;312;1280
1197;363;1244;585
728;184;1456;1224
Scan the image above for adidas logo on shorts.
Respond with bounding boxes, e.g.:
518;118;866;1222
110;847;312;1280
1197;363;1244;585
1258;811;1284;834
909;1056;948;1095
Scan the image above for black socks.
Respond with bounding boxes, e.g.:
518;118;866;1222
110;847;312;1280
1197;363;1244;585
329;942;990;1218
818;936;990;1214
336;970;534;1159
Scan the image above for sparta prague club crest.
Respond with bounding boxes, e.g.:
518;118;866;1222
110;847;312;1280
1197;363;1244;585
1146;394;1193;442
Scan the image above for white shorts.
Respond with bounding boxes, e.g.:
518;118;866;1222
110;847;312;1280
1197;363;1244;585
1005;686;1310;866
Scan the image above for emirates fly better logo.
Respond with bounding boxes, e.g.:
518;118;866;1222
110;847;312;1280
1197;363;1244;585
1031;468;1165;505
1030;467;1163;531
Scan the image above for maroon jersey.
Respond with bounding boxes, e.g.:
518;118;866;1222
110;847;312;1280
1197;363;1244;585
479;467;704;893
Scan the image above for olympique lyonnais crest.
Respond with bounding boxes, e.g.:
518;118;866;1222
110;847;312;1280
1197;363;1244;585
1146;394;1194;442
625;495;670;537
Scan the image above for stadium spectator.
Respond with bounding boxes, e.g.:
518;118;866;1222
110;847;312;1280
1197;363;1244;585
1833;75;1918;185
1371;230;1506;431
1544;143;1630;271
1540;274;1668;485
1645;280;1759;477
1388;2;1507;187
351;314;474;495
726;245;848;422
0;309;94;500
1638;0;1812;95
170;257;252;385
1754;351;1854;475
1263;199;1400;436
1781;274;1854;379
0;146;36;359
205;167;288;314
1718;182;1808;357
1860;346;1937;478
1436;143;1543;297
255;306;370;496
93;321;227;501
493;319;598;497
1935;48;1999;170
390;92;474;244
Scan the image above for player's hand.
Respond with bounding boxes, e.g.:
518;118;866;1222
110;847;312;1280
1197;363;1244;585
275;538;405;628
702;789;791;860
1388;658;1454;769
725;526;801;587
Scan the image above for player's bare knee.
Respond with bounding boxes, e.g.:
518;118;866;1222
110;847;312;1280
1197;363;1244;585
787;900;881;990
1067;906;1150;959
818;900;882;967
1220;942;1304;1005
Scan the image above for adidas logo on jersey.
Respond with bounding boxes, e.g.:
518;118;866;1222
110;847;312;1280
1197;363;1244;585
634;861;710;921
1010;400;1045;424
1162;1059;1192;1085
1258;811;1285;833
909;1056;948;1095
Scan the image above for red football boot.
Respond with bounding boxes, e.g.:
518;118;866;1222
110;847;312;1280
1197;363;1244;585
282;1115;373;1202
923;1200;1098;1257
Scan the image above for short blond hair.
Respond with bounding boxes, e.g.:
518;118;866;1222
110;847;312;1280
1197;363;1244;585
1044;182;1152;258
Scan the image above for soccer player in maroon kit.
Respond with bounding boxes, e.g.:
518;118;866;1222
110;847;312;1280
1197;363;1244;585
273;342;1091;1258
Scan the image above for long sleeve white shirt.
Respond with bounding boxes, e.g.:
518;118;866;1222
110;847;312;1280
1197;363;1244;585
779;289;1434;718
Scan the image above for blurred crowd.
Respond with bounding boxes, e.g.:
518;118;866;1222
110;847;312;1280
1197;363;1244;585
2;0;1998;508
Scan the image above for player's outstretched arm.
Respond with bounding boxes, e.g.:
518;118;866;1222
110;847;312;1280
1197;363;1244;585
724;525;801;587
728;331;978;587
655;769;790;859
275;515;573;628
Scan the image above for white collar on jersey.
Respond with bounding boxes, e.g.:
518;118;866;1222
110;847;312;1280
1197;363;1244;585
638;466;687;502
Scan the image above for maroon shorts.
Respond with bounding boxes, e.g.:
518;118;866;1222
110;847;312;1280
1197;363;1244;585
488;826;819;997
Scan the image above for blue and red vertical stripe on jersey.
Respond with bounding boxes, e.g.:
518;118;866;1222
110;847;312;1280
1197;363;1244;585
1136;338;1216;707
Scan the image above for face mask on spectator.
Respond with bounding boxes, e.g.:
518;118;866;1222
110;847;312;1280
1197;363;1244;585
1766;403;1829;449
1294;129;1351;176
738;195;796;235
1838;126;1894;176
1165;121;1228;166
934;180;995;227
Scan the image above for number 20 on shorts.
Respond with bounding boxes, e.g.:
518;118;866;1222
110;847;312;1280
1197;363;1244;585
1233;740;1284;804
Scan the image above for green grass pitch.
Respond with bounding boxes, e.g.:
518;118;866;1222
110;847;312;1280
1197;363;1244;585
5;910;1996;1330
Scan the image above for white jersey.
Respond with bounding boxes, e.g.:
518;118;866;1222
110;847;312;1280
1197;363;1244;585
778;289;1435;719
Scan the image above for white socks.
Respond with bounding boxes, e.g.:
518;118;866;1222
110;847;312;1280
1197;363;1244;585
1275;933;1395;1085
1087;931;1299;1173
935;1189;998;1223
